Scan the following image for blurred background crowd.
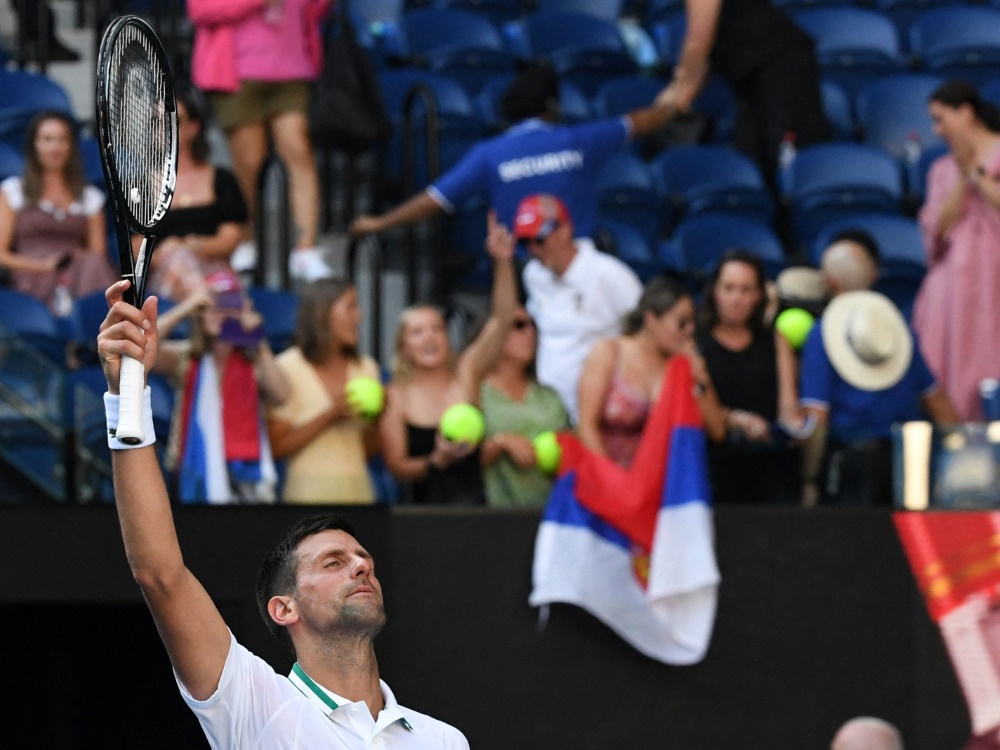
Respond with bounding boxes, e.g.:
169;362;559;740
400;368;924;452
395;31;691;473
1;0;999;512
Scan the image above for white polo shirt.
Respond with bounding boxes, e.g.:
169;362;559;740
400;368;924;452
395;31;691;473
524;238;643;424
178;632;469;749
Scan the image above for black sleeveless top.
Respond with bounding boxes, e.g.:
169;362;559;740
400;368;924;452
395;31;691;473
697;325;779;421
711;0;814;83
406;423;486;506
697;325;799;504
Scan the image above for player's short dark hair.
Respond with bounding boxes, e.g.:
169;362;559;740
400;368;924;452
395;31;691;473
256;514;358;653
828;228;881;265
501;62;559;124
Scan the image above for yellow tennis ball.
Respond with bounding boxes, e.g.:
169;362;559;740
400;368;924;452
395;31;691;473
440;403;486;445
775;307;816;350
344;377;384;420
533;431;562;475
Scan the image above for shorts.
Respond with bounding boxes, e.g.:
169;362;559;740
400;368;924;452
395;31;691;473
210;80;311;131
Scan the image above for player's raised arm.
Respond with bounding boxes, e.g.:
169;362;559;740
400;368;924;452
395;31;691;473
97;280;231;701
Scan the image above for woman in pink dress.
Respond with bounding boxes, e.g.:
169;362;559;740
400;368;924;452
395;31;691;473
576;276;726;469
913;80;1000;421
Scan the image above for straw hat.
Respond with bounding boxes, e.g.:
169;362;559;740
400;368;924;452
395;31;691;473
821;291;912;391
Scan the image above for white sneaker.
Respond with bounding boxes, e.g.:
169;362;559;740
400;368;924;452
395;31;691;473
231;241;257;272
289;246;333;282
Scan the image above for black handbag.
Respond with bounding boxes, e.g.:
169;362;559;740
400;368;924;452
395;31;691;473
309;3;392;155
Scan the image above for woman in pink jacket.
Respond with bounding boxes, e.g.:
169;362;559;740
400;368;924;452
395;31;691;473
187;0;331;281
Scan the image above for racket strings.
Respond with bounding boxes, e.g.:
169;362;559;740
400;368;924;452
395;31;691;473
106;24;174;229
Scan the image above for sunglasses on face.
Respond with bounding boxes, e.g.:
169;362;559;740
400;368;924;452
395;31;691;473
512;318;535;330
518;222;560;250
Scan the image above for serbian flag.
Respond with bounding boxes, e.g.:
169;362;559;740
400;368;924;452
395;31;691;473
529;355;719;665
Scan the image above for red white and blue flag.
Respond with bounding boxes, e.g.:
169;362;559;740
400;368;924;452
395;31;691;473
529;355;719;665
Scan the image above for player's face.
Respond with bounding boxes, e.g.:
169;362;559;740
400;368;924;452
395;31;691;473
293;529;386;637
328;287;361;349
34;118;73;172
713;260;762;328
649;296;695;357
401;307;449;370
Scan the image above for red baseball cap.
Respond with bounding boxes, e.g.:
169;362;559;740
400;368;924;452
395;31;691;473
512;194;570;241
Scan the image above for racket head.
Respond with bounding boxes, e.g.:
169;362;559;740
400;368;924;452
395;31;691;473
96;15;177;307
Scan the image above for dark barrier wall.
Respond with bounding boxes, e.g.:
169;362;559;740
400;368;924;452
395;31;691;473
0;506;971;749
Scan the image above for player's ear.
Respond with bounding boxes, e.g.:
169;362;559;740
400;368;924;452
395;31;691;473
268;595;298;628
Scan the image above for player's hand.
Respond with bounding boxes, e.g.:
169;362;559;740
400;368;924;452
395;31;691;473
98;280;158;394
485;210;515;262
350;215;384;237
500;433;537;469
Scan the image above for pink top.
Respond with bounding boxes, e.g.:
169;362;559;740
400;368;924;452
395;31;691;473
599;362;652;469
187;0;330;92
912;147;1000;421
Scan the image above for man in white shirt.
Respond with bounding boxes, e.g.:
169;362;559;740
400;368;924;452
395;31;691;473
514;194;643;423
95;280;469;750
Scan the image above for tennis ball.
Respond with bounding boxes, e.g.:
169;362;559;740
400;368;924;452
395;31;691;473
344;377;384;420
775;307;815;350
533;431;562;475
440;403;486;445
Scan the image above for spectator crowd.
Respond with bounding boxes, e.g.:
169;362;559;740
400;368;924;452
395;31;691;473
3;0;999;512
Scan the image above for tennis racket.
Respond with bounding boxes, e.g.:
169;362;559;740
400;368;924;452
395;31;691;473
95;15;177;444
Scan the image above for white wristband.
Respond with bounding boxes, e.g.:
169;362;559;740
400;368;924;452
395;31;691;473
105;387;157;449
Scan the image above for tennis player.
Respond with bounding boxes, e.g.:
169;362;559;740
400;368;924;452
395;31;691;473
96;280;469;748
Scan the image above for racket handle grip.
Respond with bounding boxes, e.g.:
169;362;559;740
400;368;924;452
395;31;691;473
117;356;146;445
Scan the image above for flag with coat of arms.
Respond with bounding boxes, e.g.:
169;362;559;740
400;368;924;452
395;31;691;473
529;355;719;665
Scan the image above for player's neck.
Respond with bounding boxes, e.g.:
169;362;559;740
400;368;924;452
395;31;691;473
297;641;384;719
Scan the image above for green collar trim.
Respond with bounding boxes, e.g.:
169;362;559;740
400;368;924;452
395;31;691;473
290;663;413;732
292;663;340;712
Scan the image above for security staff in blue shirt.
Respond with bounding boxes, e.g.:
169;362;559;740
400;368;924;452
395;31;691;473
349;64;679;240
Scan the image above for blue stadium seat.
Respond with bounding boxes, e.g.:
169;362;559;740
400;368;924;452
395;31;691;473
909;6;1000;86
560;81;594;124
664;214;787;289
855;74;944;161
652;145;773;228
591;75;661;119
536;0;622;20
523;11;638;95
594;218;660;282
983;76;1000;112
594;152;663;246
0;141;24;181
874;0;966;51
401;9;516;93
0;288;68;366
377;70;486;186
821;78;855;141
772;0;853;11
248;286;299;353
650;12;686;69
644;0;685;27
431;0;522;25
905;140;947;205
793;8;903;98
0;71;73;150
781;143;904;250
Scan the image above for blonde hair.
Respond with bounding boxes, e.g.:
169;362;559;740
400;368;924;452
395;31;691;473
390;305;455;383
